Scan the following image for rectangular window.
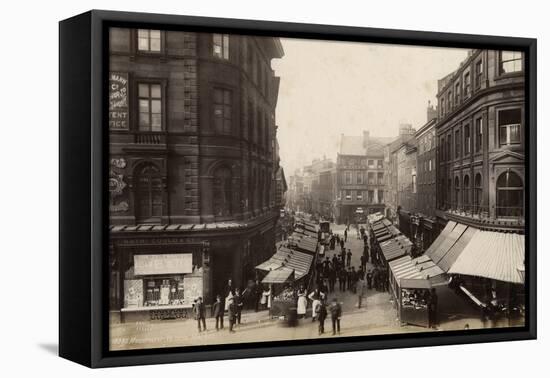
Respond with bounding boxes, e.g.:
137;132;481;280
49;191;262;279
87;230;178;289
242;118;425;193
367;160;375;168
368;172;375;185
412;169;417;194
447;92;452;111
465;125;471;155
213;34;229;59
345;190;352;200
377;172;384;185
475;60;483;88
379;190;384;203
377;160;383;169
500;51;522;74
498;108;522;146
428;159;432;171
475;118;483;152
356;191;363;201
455;82;460;105
213;88;232;134
137;29;161;52
138;83;162;131
344;171;352;184
440;98;445;116
356;171;363;184
464;72;471;97
367;190;374;203
455;129;461;158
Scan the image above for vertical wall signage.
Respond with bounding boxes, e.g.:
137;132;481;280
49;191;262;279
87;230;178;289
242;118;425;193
109;72;129;129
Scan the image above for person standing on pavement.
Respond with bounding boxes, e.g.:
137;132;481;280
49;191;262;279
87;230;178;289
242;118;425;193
366;269;373;290
309;288;324;322
360;253;367;271
297;285;307;319
227;297;237;333
339;266;347;291
328;265;337;293
344;228;348;243
194;297;207;333
212;295;224;331
234;288;244;325
346;249;352;267
428;288;439;329
329;298;342;335
317;298;328;335
357;276;367;309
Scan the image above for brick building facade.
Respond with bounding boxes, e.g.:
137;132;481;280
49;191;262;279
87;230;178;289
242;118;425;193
435;49;525;232
107;28;284;316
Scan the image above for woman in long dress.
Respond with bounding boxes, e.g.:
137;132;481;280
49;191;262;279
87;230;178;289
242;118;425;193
308;288;324;322
297;285;307;318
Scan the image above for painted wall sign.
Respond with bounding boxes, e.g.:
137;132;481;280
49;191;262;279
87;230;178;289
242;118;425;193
109;72;129;129
134;253;193;276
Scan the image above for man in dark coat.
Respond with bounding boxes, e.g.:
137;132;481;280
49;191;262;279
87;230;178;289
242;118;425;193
234;288;244;325
360;253;367;271
428;288;439;329
227;297;237;333
212;295;224;331
344;229;348;242
317;299;328;335
339;267;347;291
329;298;342;335
328;266;337;293
346;249;352;267
366;270;373;290
194;297;207;332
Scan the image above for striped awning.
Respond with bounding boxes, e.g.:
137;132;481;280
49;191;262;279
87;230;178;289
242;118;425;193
448;231;525;284
256;247;314;280
262;267;295;284
389;256;424;281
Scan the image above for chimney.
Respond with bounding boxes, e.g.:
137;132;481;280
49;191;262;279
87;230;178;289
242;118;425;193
363;130;370;148
427;101;437;122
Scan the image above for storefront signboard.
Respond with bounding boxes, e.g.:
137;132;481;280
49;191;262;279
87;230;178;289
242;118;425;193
134;253;193;276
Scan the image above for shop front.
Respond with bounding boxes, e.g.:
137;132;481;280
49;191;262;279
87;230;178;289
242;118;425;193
120;252;202;322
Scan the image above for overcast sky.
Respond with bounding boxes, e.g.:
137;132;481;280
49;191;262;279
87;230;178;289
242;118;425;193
271;38;468;176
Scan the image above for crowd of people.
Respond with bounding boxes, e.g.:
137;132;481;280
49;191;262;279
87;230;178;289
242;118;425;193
191;220;394;336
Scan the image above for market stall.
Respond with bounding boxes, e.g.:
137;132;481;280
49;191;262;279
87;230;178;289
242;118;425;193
255;246;315;318
388;255;444;328
399;279;431;328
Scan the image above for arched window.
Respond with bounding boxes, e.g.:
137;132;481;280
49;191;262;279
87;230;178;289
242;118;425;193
213;166;233;217
474;173;482;213
463;175;470;210
496;171;523;217
454;176;460;209
135;164;162;223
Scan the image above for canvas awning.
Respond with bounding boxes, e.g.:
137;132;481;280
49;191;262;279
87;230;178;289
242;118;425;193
262;267;295;284
429;222;468;264
389;256;424;283
256;247;314;280
379;239;410;262
389;255;447;288
448;231;525;284
425;220;456;258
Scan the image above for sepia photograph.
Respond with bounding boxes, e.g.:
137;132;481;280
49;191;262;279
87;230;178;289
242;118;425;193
107;27;527;351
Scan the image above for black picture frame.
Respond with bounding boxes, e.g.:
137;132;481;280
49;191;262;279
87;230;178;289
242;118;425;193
59;9;537;368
